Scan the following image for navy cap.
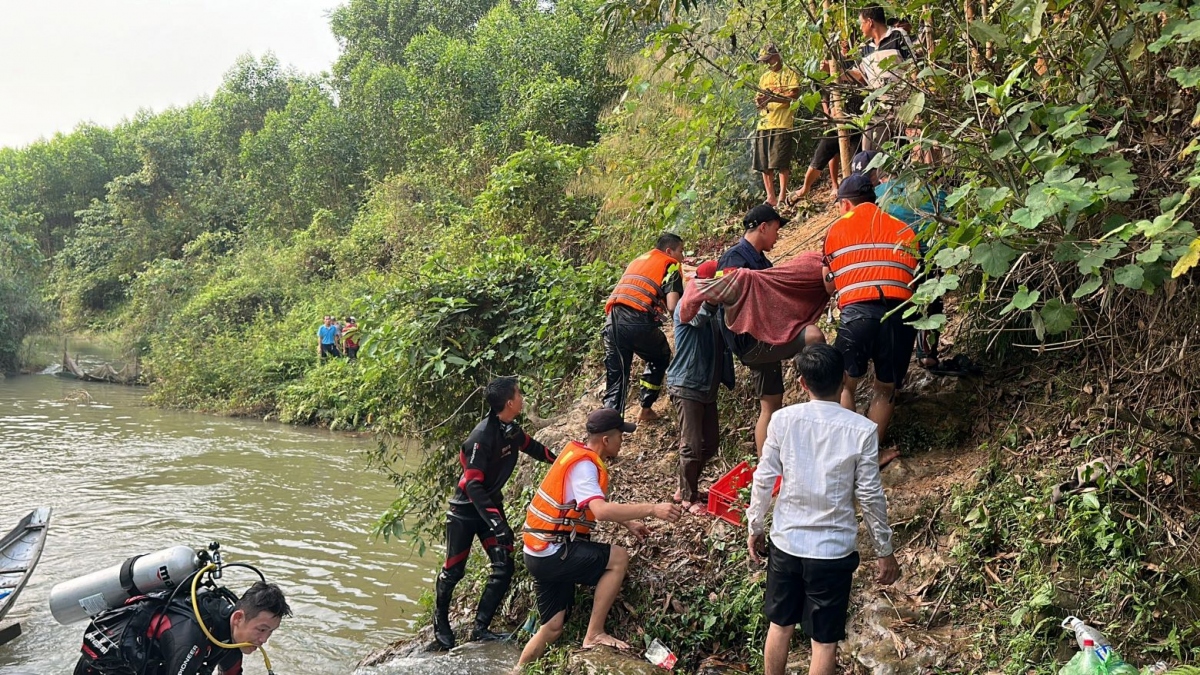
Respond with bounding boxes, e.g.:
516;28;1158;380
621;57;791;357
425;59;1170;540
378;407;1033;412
743;204;790;230
851;150;881;174
586;408;637;434
837;173;878;203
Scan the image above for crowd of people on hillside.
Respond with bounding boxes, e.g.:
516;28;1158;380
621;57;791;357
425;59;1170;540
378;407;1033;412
316;315;360;361
428;6;967;673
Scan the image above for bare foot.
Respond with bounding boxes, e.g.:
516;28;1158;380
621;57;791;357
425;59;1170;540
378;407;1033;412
766;195;778;207
637;407;660;422
687;502;707;516
879;447;901;467
583;633;630;650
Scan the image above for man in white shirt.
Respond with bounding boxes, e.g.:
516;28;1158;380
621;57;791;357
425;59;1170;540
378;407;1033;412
517;408;682;667
746;344;900;675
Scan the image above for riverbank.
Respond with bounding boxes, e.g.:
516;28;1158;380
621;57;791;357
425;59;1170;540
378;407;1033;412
363;200;1200;674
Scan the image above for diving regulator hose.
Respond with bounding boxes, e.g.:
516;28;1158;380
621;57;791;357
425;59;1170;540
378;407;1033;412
190;563;276;675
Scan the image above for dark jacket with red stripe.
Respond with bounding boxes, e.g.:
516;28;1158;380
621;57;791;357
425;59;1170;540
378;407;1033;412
449;413;555;520
75;601;242;675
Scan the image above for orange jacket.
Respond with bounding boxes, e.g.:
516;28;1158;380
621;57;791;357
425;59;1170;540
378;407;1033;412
823;202;919;308
522;441;610;552
604;249;680;315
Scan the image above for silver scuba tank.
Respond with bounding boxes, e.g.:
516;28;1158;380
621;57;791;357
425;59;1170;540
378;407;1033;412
49;546;201;625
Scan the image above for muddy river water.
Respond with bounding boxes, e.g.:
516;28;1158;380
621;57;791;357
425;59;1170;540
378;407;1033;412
0;360;516;674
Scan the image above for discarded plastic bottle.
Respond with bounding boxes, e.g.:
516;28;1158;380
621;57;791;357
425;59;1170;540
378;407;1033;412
1062;616;1112;650
644;638;677;670
1080;639;1103;674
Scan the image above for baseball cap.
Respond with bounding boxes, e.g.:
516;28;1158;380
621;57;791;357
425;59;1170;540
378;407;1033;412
851;150;881;174
756;43;780;63
586;408;637;434
837;173;878;203
696;260;718;280
743;204;790;230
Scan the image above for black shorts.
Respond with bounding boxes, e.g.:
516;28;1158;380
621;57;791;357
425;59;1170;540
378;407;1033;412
739;333;808;398
524;541;611;624
809;130;862;171
764;544;859;643
752;128;795;172
833;301;916;386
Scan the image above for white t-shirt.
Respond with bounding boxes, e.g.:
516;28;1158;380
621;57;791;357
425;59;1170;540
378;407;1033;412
524;459;606;557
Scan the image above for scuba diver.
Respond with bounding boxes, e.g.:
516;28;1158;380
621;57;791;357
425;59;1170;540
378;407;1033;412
75;580;291;675
432;376;556;650
56;544;291;675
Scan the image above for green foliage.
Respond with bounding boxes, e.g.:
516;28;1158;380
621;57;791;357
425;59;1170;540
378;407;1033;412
360;236;618;546
0;213;46;372
947;441;1200;672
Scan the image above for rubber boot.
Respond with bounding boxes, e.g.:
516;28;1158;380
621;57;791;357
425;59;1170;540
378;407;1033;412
431;574;456;651
470;546;514;642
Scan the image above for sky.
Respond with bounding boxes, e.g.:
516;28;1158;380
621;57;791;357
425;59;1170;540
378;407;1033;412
0;0;344;149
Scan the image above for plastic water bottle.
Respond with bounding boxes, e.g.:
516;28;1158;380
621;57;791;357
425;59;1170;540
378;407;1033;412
1080;639;1103;674
1063;616;1112;650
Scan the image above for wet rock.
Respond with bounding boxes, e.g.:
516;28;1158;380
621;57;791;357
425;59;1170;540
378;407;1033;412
568;646;661;675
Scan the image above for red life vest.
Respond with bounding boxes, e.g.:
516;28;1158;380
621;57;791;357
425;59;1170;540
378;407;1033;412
604;249;680;315
823;202;919;308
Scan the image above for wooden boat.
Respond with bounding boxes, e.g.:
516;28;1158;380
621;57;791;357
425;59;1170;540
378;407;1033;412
0;508;51;625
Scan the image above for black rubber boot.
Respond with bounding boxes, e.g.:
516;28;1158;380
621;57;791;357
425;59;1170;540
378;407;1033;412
431;574;456;651
470;545;515;642
470;626;511;642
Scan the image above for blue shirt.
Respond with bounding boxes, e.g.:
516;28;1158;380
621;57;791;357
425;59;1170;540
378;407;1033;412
716;237;773;356
318;324;339;345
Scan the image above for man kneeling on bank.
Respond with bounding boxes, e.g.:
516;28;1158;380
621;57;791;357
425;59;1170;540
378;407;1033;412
517;408;682;666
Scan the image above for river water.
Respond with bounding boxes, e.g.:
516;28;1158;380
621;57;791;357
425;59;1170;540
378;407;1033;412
0;362;516;674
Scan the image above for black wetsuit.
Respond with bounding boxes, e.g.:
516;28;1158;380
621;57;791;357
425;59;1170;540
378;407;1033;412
75;600;242;675
434;413;555;645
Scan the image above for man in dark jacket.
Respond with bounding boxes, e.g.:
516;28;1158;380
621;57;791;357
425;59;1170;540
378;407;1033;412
75;581;290;675
433;376;556;650
665;260;734;514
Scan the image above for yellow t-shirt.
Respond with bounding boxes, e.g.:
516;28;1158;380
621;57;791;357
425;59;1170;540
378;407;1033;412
757;67;800;130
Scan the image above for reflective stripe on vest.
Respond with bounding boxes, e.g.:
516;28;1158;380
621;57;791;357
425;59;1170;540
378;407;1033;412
522;442;610;552
604;250;679;315
822;203;918;308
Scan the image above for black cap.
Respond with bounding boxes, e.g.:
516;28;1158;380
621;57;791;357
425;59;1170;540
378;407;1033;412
837;173;877;203
850;150;880;174
743;204;789;230
586;408;637;434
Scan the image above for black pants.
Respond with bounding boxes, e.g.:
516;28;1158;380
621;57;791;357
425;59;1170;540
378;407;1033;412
320;343;340;358
602;319;671;413
435;506;514;634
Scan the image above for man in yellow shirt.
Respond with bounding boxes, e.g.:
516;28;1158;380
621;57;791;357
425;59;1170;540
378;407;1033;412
754;44;801;206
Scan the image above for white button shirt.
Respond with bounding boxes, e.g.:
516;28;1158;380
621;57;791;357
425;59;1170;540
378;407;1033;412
746;399;894;559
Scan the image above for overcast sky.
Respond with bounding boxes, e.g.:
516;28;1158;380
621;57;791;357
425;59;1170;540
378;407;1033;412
0;0;344;149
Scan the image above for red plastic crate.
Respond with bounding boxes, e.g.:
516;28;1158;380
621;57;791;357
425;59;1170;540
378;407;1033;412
706;461;781;526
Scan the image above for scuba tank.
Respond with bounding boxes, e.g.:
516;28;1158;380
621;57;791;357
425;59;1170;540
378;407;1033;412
49;546;201;625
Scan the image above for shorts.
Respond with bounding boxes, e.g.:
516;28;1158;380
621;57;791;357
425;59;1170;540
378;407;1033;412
809;130;863;171
753;128;795;172
739;332;809;397
833;301;917;385
524;541;611;624
764;543;859;643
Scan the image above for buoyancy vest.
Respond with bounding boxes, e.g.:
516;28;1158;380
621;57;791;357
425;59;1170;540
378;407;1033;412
823;202;919;308
604;249;680;315
522;441;610;552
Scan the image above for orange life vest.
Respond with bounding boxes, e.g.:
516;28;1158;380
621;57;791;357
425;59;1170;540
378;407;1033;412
604;249;680;315
522;441;610;552
823;202;919;308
